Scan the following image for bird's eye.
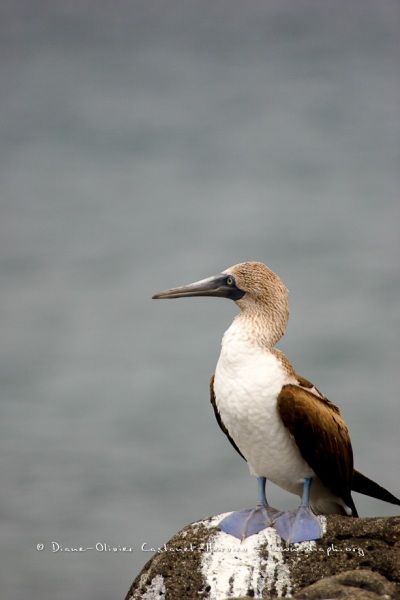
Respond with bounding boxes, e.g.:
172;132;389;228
226;276;234;286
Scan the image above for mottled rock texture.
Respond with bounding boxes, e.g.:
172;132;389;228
125;514;400;599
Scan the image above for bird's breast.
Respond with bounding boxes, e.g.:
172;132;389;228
213;327;314;486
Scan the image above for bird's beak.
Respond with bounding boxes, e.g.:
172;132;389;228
153;274;237;300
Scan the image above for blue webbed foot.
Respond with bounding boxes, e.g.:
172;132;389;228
273;476;323;543
219;477;282;540
273;505;323;543
219;504;282;540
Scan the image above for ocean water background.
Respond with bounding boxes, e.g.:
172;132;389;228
1;1;399;599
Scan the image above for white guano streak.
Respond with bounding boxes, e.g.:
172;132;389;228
200;515;292;598
134;573;166;600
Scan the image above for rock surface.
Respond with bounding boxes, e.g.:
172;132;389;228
290;569;396;598
125;513;400;599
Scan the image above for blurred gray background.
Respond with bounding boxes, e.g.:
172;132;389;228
1;1;399;599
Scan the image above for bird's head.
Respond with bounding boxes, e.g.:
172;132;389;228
153;261;289;345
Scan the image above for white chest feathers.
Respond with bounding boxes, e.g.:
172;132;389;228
213;321;314;487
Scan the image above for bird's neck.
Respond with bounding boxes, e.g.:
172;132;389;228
228;310;285;350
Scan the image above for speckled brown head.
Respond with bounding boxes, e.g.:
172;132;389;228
222;262;289;345
153;261;290;346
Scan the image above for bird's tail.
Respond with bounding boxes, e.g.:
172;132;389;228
352;469;400;506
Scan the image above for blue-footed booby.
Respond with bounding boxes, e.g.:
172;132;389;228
153;262;400;543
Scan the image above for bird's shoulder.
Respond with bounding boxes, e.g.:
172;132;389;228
272;348;342;416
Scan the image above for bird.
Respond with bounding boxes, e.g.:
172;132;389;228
152;261;400;543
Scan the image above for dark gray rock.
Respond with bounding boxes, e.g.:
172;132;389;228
290;569;396;599
125;513;400;599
